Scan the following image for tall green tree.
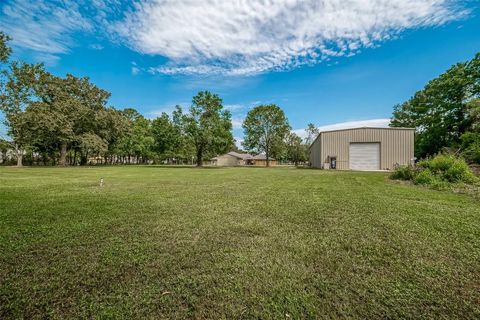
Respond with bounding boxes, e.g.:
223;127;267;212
285;132;306;166
33;72;111;165
0;33;45;166
151;112;181;161
242;104;290;167
99;107;131;164
183;91;233;166
0;61;43;166
117;109;154;164
391;53;480;158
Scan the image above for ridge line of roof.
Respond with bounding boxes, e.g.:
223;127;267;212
318;126;414;134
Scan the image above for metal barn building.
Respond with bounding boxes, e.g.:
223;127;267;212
309;127;415;170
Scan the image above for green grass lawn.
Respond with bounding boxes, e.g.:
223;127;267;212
0;166;479;319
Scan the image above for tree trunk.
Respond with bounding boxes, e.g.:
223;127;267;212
266;150;270;167
196;145;203;167
73;149;77;166
59;142;67;166
16;145;23;167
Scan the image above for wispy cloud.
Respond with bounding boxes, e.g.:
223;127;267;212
131;66;140;75
0;0;468;74
234;137;244;149
145;102;190;119
225;101;262;128
224;104;245;111
116;0;468;75
0;0;124;61
0;0;92;59
146;108;175;119
294;118;391;139
231;117;244;129
89;43;104;50
131;61;140;75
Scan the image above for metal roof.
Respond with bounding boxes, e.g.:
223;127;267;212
309;126;415;149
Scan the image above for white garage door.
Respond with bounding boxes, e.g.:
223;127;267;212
349;143;380;170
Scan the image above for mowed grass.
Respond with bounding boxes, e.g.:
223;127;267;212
0;166;479;319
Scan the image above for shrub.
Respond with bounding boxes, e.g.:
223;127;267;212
390;165;415;181
444;161;477;183
391;154;479;193
417;154;478;184
418;154;455;172
414;169;435;185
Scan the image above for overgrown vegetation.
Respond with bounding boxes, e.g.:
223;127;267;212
391;154;479;192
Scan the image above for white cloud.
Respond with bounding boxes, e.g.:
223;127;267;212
0;0;92;56
89;44;104;50
32;53;61;66
131;61;140;75
293;118;391;139
146;108;175;119
131;66;140;75
231;117;244;129
146;102;190;119
116;0;468;75
0;0;124;61
234;137;244;149
1;1;467;74
224;104;245;111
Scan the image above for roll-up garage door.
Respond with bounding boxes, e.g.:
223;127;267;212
349;143;380;170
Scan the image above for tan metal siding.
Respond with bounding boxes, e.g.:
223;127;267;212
310;128;414;170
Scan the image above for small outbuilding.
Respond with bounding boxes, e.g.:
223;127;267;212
309;127;414;170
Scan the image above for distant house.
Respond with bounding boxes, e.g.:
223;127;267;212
212;151;253;166
212;151;276;167
252;154;277;166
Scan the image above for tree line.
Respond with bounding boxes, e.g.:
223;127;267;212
0;32;317;167
391;53;480;164
4;27;477;167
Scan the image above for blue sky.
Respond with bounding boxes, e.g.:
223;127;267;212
1;0;479;144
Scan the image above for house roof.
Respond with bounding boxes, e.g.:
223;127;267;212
252;154;275;160
227;151;253;160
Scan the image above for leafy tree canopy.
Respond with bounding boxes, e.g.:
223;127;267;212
242;104;290;166
183;91;233;166
391;53;480;159
0;31;11;63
